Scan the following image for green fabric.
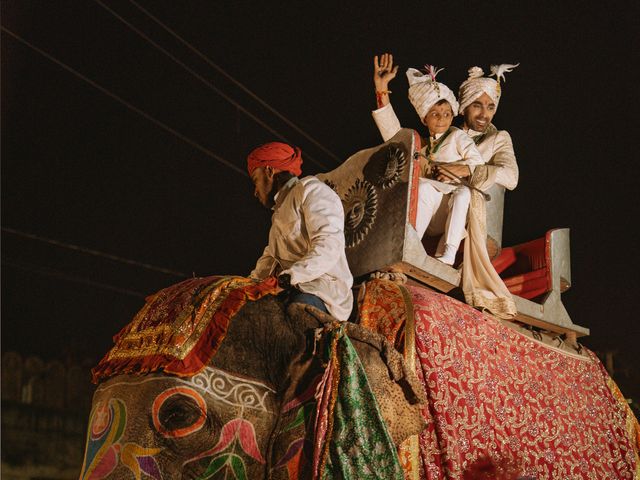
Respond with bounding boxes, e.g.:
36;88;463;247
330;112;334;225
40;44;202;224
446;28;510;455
322;329;404;480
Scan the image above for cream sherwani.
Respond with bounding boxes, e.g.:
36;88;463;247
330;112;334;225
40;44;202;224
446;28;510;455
466;124;519;191
250;176;354;321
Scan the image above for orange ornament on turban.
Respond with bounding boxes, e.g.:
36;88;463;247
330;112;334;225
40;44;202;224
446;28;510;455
247;142;303;177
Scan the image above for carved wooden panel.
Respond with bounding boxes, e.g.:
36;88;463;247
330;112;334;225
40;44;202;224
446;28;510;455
318;129;418;278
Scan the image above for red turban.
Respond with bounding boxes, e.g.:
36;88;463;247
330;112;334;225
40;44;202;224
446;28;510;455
247;142;303;177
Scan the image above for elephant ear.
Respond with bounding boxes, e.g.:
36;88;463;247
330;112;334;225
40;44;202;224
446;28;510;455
342;322;427;445
286;304;426;446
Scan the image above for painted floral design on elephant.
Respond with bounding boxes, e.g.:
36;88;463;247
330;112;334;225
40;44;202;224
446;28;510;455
80;397;163;480
186;418;265;480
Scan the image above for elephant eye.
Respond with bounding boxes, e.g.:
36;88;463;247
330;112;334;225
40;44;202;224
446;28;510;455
159;396;201;430
152;387;207;438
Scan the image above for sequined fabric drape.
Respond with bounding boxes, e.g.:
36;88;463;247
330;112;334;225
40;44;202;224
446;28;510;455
359;279;638;479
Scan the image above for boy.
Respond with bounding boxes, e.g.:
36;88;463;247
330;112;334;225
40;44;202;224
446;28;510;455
372;55;485;265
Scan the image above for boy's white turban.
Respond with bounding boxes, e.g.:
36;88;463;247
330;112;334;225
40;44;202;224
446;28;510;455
458;64;519;114
406;66;459;121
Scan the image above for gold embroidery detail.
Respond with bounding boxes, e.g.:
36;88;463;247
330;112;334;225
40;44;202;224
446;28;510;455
107;277;252;361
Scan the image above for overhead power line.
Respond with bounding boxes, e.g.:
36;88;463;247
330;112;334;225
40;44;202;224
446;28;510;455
2;227;188;278
128;0;341;165
1;26;247;177
94;0;328;170
2;256;147;298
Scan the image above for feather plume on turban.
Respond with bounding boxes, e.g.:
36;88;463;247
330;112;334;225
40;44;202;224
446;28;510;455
406;65;459;121
458;63;519;114
247;142;303;177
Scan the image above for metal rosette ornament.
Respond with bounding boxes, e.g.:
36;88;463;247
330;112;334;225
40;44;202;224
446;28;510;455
374;144;407;190
343;179;378;248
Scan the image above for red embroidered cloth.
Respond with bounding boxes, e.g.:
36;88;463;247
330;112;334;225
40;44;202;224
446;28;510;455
92;276;277;383
360;280;639;479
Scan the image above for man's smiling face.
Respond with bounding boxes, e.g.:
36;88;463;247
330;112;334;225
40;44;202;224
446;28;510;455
463;92;496;132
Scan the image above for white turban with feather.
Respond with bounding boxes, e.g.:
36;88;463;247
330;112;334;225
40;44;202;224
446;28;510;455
407;65;459;121
458;64;519;114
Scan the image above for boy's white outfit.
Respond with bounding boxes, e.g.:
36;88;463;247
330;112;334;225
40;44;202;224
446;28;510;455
373;103;484;258
374;67;485;263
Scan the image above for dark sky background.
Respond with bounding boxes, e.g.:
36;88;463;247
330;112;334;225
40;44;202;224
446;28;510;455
2;1;639;399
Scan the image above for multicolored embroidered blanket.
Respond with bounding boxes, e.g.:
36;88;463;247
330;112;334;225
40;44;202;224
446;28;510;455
360;279;639;479
92;276;278;382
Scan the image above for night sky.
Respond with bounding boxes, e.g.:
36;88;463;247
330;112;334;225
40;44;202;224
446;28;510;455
2;1;639;399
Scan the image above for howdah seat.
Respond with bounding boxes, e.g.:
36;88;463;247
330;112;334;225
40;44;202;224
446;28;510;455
318;129;588;337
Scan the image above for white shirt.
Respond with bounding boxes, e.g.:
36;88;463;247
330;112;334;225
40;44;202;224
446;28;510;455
250;176;354;321
425;128;485;168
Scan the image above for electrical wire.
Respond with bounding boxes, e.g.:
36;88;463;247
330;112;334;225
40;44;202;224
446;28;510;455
94;0;328;170
2;227;188;278
128;0;341;165
1;26;248;177
2;256;147;298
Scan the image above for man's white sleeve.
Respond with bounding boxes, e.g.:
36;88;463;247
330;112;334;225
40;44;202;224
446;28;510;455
371;103;402;142
456;131;486;173
491;131;519;190
472;131;519;191
250;245;276;280
284;183;345;285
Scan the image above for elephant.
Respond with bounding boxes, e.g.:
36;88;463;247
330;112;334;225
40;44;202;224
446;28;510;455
79;276;426;479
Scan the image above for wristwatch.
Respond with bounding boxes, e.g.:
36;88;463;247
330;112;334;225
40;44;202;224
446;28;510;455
277;273;292;290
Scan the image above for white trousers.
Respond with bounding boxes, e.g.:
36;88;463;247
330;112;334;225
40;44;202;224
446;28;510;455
416;179;471;255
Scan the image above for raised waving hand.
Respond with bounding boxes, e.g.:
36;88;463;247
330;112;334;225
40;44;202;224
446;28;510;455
373;53;399;107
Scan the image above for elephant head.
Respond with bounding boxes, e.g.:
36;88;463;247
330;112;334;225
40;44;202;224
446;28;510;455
80;277;425;479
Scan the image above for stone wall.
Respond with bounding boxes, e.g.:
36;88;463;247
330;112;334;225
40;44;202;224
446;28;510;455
1;352;95;480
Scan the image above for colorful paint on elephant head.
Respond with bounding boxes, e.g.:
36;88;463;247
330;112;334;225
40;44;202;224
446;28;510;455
80;367;284;479
80;397;162;480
